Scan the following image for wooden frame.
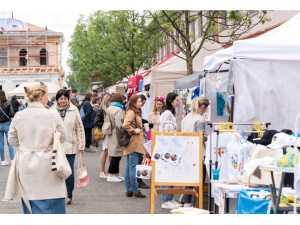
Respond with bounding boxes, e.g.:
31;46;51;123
149;131;203;214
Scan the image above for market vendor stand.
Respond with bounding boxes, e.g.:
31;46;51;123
207;122;270;211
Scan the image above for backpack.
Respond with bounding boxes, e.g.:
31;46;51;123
80;107;86;120
102;111;112;135
116;115;136;147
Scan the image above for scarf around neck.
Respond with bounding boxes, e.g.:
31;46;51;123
110;101;125;112
56;103;70;119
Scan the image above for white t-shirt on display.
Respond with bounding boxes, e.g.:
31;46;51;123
227;141;253;179
205;132;241;180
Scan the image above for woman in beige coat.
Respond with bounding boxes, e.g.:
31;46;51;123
122;94;146;198
5;82;67;214
106;93;125;182
52;89;85;205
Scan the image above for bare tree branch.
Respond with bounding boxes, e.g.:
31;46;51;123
148;10;187;54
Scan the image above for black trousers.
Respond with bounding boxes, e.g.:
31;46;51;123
84;128;92;148
108;156;122;174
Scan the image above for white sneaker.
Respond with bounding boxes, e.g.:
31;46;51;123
171;199;183;207
1;160;9;166
99;172;108;179
161;201;181;210
183;203;192;207
116;175;125;181
107;175;122;182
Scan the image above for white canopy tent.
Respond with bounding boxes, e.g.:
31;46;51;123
232;12;300;131
7;82;60;96
202;12;300;214
203;46;233;71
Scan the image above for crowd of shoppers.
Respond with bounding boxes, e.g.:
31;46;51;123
1;83;209;214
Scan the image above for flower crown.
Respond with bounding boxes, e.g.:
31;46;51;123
154;96;165;102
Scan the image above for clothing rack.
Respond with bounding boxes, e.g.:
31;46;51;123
206;122;271;212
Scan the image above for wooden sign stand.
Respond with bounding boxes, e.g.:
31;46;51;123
149;131;203;214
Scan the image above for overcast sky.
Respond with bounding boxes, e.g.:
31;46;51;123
1;0;297;82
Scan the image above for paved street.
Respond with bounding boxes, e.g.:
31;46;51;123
0;141;201;214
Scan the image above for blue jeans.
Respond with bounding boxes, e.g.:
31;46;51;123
22;198;66;214
65;154;75;199
161;186;174;203
125;152;141;193
0;121;14;161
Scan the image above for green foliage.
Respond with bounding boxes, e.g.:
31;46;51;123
149;10;270;75
68;10;166;92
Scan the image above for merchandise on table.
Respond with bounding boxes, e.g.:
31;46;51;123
276;147;299;167
242;144;283;187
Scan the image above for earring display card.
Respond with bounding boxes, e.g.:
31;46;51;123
161;137;187;166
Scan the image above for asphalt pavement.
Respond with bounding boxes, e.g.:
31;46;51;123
0;140;199;214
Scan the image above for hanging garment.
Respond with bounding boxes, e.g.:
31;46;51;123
186;91;192;114
191;87;200;100
205;132;241;180
227;140;253;178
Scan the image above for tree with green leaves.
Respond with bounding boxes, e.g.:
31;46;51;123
149;10;270;75
68;10;166;92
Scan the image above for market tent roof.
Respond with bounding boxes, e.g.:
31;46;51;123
174;71;204;89
142;52;178;85
233;13;300;60
7;82;60;96
147;38;223;94
203;47;233;71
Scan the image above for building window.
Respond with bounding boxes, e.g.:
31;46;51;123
19;49;27;66
0;49;7;66
165;43;169;57
40;48;47;65
191;20;195;41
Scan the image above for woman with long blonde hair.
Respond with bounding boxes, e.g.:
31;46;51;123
5;82;67;214
94;93;112;178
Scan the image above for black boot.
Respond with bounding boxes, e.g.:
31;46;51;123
137;178;149;189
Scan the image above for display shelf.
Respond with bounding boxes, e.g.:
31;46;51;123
259;165;296;173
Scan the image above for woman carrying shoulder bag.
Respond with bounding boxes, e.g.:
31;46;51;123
106;93;125;182
0;90;15;166
122;94;147;198
51;89;85;205
94;93;112;178
5;82;67;214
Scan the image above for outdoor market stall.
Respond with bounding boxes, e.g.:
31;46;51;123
194;13;300;214
144;39;222;114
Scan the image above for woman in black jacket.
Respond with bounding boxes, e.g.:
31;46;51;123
0;91;15;166
94;93;112;178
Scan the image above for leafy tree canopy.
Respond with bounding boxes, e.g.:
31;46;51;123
68;10;166;92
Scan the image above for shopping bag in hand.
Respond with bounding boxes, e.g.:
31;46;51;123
77;151;89;188
136;158;152;179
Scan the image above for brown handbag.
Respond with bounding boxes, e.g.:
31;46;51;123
116;115;137;147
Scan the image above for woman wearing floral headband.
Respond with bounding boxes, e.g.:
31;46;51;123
147;96;165;131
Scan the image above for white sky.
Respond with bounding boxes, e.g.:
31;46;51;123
1;0;299;81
